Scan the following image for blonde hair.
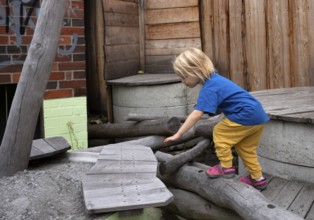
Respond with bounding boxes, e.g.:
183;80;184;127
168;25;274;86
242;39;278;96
173;48;215;82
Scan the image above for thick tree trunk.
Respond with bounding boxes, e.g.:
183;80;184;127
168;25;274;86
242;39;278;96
156;152;303;220
0;0;68;177
126;113;210;122
88;117;181;139
165;188;242;220
193;114;223;138
158;139;210;176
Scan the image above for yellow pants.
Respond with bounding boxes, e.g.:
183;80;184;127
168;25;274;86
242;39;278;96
213;117;265;179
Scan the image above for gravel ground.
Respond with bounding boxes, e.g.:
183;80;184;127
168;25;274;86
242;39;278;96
0;156;111;220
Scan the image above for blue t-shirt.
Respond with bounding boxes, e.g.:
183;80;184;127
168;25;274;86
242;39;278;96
194;73;269;125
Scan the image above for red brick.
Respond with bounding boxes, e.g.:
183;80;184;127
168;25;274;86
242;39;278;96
74;71;85;79
49;72;65;81
55;54;72;62
73;54;85;61
46;82;57;90
0;74;11;83
58;36;72;45
60;27;85;36
51;63;59;71
44;89;73;99
0;64;23;73
0;36;8;45
74;87;86;97
59;80;86;89
65;9;84;18
12;73;20;83
59;61;85;71
66;72;72;80
72;1;84;10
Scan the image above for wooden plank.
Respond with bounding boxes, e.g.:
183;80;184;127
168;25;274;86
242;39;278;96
103;0;138;15
309;0;314;86
83;173;158;190
104;60;140;80
288;184;314;218
44;136;71;151
82;145;173;213
272;180;304;209
229;0;245;88
145;55;174;65
200;0;214;60
145;0;198;9
104;12;139;27
289;0;310;87
88;162;157;174
145;38;201;56
145;7;199;25
30;137;71;160
306;202;314;220
266;0;290;89
84;186;172;213
32;139;55;154
146;22;200;40
244;0;267;91
105;26;139;45
262;177;288;201
106;73;180;86
212;0;229;78
105;44;140;62
138;0;145;71
96;0;107;114
84;178;165;198
145;64;174;73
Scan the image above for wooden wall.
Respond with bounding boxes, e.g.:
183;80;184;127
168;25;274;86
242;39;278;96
144;0;202;73
201;0;314;91
103;0;140;80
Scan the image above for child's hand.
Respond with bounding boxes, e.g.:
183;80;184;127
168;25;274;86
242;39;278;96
164;133;182;143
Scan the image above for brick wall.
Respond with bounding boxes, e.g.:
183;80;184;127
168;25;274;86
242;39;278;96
0;0;86;99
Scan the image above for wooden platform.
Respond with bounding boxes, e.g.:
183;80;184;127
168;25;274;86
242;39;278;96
263;174;314;220
251;87;314;124
82;144;173;213
30;137;71;160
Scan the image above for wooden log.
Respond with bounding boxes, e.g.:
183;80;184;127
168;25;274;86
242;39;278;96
126;113;210;122
158;139;210;176
0;0;68;177
163;137;204;152
88;117;181;139
193;114;223;138
156;152;303;220
165;188;242;220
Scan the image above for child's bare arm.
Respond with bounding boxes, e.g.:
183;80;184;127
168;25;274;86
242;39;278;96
164;110;203;142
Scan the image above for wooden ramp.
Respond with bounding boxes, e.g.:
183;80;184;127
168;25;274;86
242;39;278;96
82;144;173;213
30;137;71;160
263;175;314;220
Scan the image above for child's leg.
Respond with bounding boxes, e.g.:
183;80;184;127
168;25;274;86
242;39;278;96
234;125;265;179
206;118;246;178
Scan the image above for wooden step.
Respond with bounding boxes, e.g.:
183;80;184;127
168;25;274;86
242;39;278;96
30;137;71;160
82;144;173;213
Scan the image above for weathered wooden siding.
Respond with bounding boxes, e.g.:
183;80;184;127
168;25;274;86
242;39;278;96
103;0;140;80
201;0;314;91
144;0;202;73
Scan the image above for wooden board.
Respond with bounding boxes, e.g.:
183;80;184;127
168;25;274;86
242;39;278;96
251;87;314;124
30;137;71;160
261;175;314;219
82;144;173;213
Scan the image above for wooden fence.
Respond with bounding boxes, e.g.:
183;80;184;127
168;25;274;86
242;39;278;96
201;0;314;91
87;0;314;113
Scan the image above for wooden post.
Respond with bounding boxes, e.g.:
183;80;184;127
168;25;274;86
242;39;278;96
0;0;68;177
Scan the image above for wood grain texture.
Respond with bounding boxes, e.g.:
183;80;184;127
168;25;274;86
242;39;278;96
145;0;198;9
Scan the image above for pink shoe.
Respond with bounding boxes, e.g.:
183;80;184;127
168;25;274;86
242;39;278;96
240;175;268;190
206;164;236;179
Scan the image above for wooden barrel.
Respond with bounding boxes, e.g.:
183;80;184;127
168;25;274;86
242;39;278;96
107;74;201;122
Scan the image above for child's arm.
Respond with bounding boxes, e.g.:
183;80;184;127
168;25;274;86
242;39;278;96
164;110;204;143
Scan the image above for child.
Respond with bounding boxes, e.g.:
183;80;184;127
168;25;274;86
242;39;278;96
164;48;269;190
